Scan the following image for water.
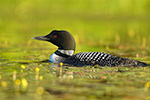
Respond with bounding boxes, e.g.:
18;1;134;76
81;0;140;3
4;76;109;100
1;0;150;99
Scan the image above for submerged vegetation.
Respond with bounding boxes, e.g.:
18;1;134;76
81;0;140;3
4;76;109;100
1;63;150;100
0;0;150;100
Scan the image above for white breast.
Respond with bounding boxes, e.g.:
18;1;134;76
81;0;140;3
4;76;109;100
49;53;67;63
49;49;74;63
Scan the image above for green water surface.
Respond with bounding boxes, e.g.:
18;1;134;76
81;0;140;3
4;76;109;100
0;0;150;100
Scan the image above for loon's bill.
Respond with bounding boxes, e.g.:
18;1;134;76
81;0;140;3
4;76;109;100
32;30;148;67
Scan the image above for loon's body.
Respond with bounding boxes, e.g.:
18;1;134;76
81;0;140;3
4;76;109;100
32;30;148;67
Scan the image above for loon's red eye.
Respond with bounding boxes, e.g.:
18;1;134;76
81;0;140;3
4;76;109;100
54;35;57;38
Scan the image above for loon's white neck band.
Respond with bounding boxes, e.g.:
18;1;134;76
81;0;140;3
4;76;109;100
49;49;74;63
57;49;74;56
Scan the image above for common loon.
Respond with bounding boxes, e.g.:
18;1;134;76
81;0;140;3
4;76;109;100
32;30;148;67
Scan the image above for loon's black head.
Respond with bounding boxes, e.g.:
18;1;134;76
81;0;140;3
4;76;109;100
32;30;76;50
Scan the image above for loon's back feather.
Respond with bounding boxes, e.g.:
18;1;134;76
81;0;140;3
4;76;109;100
65;52;147;67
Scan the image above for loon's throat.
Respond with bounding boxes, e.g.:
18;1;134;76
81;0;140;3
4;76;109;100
49;49;74;63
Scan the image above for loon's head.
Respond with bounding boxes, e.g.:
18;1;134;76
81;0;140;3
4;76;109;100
32;30;76;63
32;30;76;51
